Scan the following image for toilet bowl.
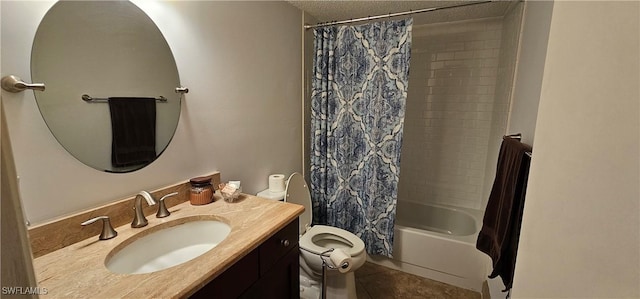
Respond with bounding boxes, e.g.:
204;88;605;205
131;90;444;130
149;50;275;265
283;173;366;299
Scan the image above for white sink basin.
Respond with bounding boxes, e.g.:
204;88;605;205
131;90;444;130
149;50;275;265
105;218;231;274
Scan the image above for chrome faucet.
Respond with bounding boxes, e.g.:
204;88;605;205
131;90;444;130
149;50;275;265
132;191;156;228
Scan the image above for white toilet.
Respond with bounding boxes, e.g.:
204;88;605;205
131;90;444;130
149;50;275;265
283;173;366;299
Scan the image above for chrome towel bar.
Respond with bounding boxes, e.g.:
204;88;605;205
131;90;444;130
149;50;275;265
82;94;168;103
1;74;188;98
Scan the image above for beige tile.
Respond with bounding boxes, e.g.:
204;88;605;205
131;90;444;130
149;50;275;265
355;260;396;278
356;280;373;299
355;262;480;299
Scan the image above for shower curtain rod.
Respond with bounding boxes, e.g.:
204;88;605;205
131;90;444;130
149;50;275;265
303;0;493;29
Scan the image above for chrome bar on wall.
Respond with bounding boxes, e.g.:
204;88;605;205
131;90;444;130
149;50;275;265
303;1;493;29
175;86;189;94
1;75;45;93
81;94;167;103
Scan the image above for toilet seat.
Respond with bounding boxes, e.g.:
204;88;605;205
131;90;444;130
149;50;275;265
300;225;365;256
284;173;365;256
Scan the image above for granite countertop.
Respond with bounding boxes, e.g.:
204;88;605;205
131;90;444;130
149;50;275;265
32;194;303;298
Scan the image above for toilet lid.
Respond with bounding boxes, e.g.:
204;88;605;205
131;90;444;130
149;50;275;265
284;172;312;234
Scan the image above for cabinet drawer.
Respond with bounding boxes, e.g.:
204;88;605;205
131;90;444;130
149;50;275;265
259;218;299;275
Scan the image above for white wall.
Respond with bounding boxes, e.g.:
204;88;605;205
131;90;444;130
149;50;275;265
1;1;302;224
513;1;640;297
506;1;553;146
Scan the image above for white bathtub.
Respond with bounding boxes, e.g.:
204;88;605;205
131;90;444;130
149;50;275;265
368;201;488;292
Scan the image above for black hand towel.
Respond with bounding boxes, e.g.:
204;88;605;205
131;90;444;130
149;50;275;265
108;98;157;168
476;136;532;291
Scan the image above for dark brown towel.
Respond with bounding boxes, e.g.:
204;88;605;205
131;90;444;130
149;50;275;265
476;136;532;291
108;98;157;168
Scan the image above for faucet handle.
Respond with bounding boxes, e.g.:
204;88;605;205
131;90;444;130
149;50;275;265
81;216;118;240
156;192;178;218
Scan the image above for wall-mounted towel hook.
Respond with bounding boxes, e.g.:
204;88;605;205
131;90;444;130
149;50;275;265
175;86;189;94
1;75;45;93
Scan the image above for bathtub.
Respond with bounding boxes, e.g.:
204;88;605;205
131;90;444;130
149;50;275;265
368;201;489;292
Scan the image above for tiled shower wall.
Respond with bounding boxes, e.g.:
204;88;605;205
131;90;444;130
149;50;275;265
398;17;511;210
481;3;525;209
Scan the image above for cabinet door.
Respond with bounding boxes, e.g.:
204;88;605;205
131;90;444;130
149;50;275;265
190;218;300;299
259;219;299;275
190;249;259;299
242;245;300;299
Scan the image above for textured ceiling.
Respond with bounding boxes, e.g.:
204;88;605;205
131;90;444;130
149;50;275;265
287;1;514;26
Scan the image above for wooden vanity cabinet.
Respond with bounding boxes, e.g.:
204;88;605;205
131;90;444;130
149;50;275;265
191;218;300;299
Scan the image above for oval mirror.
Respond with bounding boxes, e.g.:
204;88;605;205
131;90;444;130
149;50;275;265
31;1;181;173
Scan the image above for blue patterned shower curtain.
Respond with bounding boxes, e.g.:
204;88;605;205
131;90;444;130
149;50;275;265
310;19;412;257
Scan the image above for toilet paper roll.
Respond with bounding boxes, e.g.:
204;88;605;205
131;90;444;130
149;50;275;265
329;248;352;273
268;174;286;192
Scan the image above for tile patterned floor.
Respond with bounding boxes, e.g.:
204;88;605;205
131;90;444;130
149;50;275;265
354;262;481;299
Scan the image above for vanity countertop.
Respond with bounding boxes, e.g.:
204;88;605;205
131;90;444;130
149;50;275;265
32;194;303;298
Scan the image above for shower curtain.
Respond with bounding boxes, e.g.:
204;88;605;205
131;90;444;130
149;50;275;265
310;18;412;256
